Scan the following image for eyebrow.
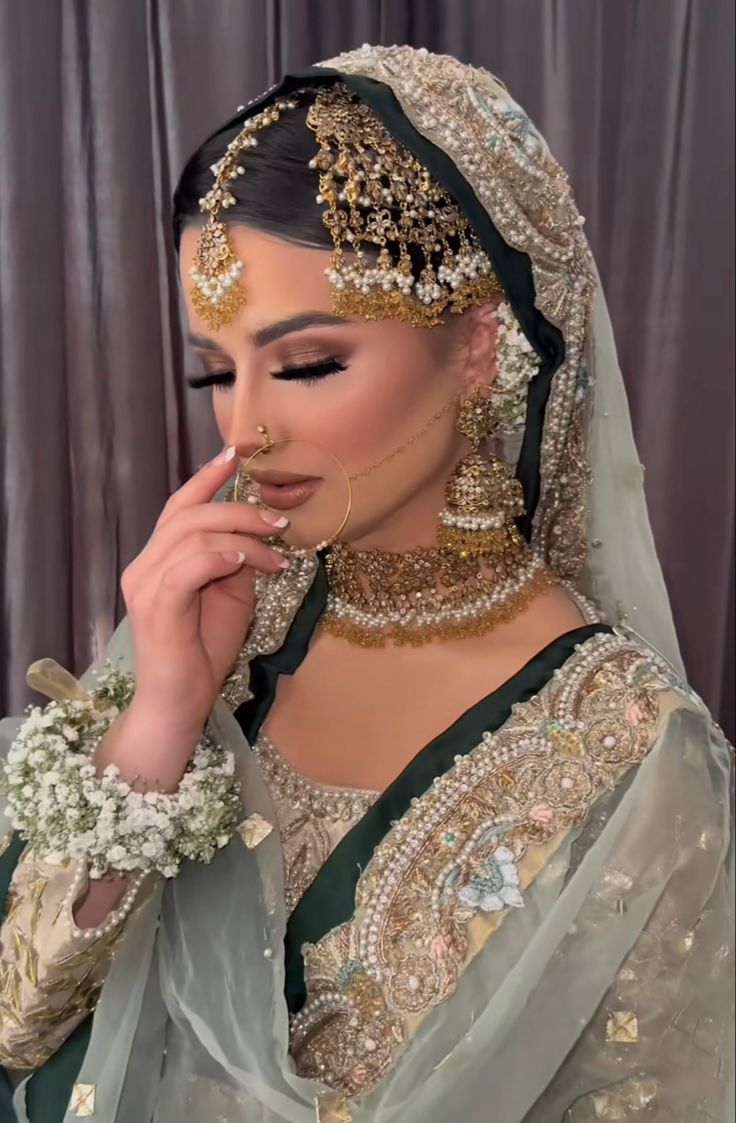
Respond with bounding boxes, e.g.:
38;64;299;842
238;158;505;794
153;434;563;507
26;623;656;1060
187;311;351;352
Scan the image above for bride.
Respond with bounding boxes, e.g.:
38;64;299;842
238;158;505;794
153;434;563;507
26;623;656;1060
1;44;733;1123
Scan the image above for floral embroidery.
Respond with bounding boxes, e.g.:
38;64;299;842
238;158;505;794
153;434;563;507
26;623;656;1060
455;842;523;913
291;632;671;1097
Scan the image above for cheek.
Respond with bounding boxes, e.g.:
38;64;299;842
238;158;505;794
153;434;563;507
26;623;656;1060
212;394;231;434
312;341;449;467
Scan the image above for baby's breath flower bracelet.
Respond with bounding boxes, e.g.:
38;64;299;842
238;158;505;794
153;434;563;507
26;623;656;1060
1;661;242;892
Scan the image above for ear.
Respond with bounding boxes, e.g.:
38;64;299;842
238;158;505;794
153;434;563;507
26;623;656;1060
459;296;502;397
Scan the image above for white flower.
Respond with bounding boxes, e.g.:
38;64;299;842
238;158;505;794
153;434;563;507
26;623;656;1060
3;667;239;878
457;845;525;913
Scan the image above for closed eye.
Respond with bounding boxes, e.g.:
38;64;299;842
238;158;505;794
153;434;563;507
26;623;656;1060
186;358;346;391
186;369;235;391
271;358;346;384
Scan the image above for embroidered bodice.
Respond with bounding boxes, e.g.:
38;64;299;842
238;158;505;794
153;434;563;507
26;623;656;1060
252;729;378;913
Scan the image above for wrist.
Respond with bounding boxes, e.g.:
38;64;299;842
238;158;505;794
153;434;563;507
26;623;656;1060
93;697;208;792
124;691;211;739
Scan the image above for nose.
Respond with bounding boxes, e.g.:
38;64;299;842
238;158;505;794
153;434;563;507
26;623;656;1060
218;368;274;463
233;432;272;466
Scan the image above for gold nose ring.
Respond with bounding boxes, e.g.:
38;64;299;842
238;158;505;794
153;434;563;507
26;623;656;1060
256;424;273;454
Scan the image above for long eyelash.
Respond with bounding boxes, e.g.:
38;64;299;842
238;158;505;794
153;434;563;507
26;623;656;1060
186;370;236;392
271;358;346;383
186;358;346;392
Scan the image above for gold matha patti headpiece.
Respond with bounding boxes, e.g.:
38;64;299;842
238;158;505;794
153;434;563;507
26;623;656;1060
305;83;501;326
191;83;501;331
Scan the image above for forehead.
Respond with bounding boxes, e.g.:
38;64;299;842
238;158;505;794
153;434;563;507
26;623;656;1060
179;224;336;338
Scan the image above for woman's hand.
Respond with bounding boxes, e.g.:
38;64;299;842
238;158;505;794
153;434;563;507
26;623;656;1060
91;446;288;792
120;445;288;727
74;446;288;923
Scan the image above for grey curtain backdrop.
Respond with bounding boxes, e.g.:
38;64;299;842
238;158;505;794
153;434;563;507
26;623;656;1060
1;0;734;737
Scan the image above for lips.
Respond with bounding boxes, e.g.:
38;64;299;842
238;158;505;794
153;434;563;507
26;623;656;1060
248;471;321;511
248;469;318;486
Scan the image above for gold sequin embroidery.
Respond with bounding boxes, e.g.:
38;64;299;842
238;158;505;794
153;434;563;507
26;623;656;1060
290;633;669;1095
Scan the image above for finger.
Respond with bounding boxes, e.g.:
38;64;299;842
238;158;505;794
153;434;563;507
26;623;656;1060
143;504;289;570
154;531;289;573
155;547;286;619
156;445;241;530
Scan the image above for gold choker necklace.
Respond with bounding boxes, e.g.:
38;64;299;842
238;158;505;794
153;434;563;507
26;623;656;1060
322;529;553;647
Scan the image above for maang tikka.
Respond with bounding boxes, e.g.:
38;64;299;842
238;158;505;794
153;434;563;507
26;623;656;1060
438;387;526;558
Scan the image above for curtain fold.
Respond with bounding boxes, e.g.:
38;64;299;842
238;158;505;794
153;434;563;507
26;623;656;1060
0;0;733;736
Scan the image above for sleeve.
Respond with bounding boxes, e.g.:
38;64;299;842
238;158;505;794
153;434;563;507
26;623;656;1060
527;708;735;1122
0;845;146;1072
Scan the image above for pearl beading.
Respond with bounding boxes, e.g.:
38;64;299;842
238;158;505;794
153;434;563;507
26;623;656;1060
64;861;146;941
438;509;505;532
290;625;674;1096
220;552;319;709
324;554;546;633
253;730;377;822
559;579;603;625
354;631;637;982
290;987;347;1047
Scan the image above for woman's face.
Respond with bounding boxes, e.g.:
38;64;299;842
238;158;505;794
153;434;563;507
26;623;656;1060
179;224;496;550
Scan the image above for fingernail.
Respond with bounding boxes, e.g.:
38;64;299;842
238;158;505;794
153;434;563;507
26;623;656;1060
213;445;236;464
260;510;290;528
277;556;290;569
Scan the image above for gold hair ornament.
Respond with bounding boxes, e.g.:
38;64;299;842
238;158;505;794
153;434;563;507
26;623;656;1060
306;83;503;327
189;98;299;331
192;84;502;332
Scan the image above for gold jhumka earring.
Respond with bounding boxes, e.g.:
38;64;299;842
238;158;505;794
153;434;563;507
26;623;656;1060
437;387;526;560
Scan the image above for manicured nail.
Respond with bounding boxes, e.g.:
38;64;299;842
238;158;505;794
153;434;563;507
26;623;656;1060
260;510;290;528
213;445;236;464
277;556;290;569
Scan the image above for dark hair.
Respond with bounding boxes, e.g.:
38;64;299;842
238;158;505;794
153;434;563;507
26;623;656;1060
173;94;333;253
